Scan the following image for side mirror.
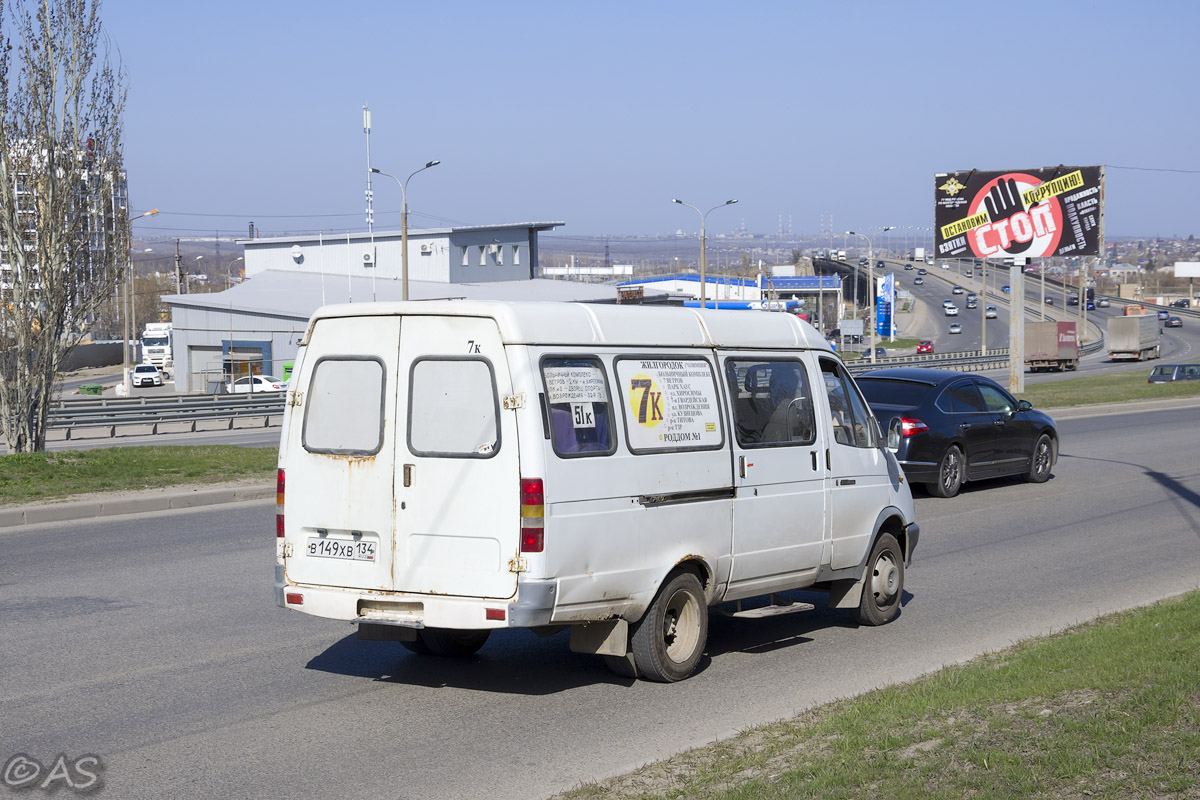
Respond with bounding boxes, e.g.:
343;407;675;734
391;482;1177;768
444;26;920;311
1017;400;1033;412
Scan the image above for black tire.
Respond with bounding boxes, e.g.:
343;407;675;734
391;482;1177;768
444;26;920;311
1024;434;1053;483
853;533;904;626
602;654;639;679
400;633;432;655
926;445;963;498
419;628;491;657
630;571;708;683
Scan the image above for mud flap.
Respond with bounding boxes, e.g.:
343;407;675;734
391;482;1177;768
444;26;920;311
828;574;865;610
569;619;629;656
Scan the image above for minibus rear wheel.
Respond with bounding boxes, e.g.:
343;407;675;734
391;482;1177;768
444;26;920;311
630;571;707;682
419;628;491;657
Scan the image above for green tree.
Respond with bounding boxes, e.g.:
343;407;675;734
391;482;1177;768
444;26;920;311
0;0;127;452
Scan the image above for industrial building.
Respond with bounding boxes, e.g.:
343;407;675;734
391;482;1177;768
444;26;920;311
163;222;675;393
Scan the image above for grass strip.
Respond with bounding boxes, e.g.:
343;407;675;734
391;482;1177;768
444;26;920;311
0;446;276;506
1017;370;1200;409
557;591;1200;800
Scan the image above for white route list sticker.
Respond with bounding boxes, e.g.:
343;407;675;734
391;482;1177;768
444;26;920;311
617;359;722;450
544;366;608;405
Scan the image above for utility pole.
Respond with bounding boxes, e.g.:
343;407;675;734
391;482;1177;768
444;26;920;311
174;239;184;295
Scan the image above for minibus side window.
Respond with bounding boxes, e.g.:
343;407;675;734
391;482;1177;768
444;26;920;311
408;357;500;458
724;359;816;447
302;356;386;456
540;357;616;458
613;356;725;454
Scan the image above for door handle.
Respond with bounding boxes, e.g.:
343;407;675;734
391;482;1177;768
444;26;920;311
838;479;856;486
811;451;818;471
958;423;972;429
739;455;747;478
403;464;414;487
993;420;1005;426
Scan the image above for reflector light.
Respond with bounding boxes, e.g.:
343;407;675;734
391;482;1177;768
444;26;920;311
520;478;544;553
899;417;929;437
276;468;286;538
485;608;505;621
285;593;303;605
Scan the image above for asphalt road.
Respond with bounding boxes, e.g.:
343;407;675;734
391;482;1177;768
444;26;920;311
2;405;1198;799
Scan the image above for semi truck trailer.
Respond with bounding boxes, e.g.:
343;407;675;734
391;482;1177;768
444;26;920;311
1107;315;1160;361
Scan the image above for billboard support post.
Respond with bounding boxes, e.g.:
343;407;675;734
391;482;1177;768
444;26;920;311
1009;266;1025;395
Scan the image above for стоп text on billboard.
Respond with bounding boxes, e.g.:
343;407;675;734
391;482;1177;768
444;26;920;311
934;166;1103;260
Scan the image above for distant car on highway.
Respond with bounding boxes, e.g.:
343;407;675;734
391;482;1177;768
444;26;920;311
876;260;885;268
914;277;924;285
1097;298;1110;308
948;322;963;334
966;300;978;310
857;368;1058;498
916;340;933;354
945;304;959;316
1044;297;1055;306
917;267;927;275
860;346;887;360
1165;316;1183;328
132;364;164;387
227;375;287;393
905;263;914;270
964;270;973;278
940;263;951;269
1157;309;1170;320
1001;285;1011;293
1148;363;1200;383
952;285;964;294
1068;296;1079;306
985;305;998;319
1170;299;1191;308
1086;300;1095;311
943;299;954;308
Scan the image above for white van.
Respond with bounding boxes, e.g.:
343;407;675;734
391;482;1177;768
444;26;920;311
275;301;919;682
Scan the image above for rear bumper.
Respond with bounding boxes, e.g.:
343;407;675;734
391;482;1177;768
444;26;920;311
896;458;938;484
275;566;557;629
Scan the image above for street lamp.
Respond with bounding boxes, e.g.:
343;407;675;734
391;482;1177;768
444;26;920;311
371;160;441;301
123;208;158;396
227;256;243;289
847;226;894;363
672;198;738;308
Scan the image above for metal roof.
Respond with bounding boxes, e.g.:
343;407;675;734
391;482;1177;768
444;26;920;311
309;299;832;350
162;269;665;321
237;222;565;246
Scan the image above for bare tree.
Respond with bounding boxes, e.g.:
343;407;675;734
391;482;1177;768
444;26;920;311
0;0;127;452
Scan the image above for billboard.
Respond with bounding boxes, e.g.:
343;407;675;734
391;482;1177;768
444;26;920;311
934;166;1103;260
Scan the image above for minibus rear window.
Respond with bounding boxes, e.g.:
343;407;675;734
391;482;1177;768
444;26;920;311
541;357;616;458
302;356;386;456
408;357;500;458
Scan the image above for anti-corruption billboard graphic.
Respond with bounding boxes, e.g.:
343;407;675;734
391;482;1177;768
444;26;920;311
934;166;1103;260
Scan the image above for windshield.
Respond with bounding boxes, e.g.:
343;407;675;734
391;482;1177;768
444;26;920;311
142;336;169;347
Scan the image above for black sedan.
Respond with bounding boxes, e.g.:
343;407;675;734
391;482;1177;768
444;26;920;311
857;368;1058;498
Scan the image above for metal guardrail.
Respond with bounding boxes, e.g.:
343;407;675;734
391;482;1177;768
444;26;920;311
844;349;1010;375
47;393;286;440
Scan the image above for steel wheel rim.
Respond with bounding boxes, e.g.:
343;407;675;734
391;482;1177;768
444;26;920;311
871;551;899;605
942;450;961;493
662;587;701;664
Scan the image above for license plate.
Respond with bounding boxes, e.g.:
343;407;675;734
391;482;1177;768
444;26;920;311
306;536;376;562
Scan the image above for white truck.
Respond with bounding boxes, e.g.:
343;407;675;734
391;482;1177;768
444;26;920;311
836;249;847;261
274;301;919;682
1106;314;1160;361
139;322;173;376
912;247;925;262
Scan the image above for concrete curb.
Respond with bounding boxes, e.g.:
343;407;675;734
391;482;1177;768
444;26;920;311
0;483;275;529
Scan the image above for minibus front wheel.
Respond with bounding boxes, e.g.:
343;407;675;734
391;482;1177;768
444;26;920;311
630;571;708;682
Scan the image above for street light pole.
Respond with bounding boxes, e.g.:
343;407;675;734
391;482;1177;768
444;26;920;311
123;208;158;396
848;227;894;363
672;198;738;308
372;161;440;301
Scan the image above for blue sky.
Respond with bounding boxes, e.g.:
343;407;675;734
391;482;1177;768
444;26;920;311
103;0;1198;240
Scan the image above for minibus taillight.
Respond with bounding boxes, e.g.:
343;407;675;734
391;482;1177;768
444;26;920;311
520;478;544;553
276;468;285;538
